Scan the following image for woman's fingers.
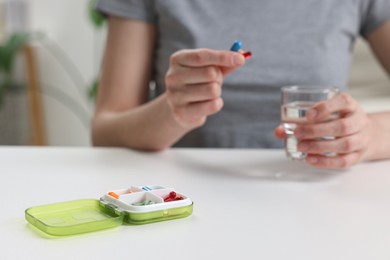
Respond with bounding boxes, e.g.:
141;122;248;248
166;65;223;86
170;48;245;68
305;152;362;169
276;92;374;169
168;82;222;105
170;98;224;128
298;131;368;154
294;108;368;139
274;125;286;139
165;48;245;129
306;93;358;121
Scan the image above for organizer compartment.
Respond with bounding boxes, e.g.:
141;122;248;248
149;188;175;198
151;188;186;199
107;186;143;198
150;188;192;206
118;191;164;211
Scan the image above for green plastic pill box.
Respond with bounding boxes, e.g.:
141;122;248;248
25;185;193;236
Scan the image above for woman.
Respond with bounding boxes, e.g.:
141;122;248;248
92;0;390;169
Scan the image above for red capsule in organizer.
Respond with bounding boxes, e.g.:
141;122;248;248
164;191;184;202
164;191;176;202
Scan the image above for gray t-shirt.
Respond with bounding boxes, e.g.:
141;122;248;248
96;0;390;148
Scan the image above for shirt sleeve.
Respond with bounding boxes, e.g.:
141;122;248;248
95;0;156;23
360;0;390;37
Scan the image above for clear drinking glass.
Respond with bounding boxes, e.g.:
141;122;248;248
281;86;340;161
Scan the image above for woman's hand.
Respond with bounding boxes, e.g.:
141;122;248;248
275;93;374;169
165;48;245;129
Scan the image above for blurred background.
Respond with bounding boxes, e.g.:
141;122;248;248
0;0;389;147
0;0;105;146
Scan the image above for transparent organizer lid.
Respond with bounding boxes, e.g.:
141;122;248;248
25;199;123;236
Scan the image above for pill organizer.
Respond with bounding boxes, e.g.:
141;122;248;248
25;185;193;236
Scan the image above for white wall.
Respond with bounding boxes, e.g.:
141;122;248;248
24;0;105;146
348;39;390;113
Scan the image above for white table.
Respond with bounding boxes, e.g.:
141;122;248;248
1;147;390;260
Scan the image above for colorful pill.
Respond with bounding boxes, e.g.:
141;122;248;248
132;199;156;206
243;51;252;59
230;40;242;52
163;191;177;202
164;191;184;202
108;192;119;199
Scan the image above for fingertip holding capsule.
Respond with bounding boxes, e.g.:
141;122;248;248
230;40;252;60
233;53;245;65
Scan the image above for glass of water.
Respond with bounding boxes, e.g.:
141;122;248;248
281;86;340;161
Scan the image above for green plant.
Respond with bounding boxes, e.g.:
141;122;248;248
87;0;106;100
88;0;106;29
88;78;99;99
0;1;106;105
0;32;30;104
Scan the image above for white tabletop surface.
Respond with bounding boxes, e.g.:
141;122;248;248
1;146;390;260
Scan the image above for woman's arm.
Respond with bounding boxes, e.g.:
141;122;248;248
274;20;390;168
367;20;390;74
92;17;245;150
92;16;179;150
363;19;390;161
